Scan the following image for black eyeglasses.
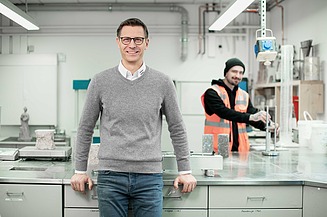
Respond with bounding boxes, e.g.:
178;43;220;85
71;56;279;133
120;37;145;45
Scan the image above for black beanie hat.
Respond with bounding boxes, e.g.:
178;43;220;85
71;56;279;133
224;58;245;76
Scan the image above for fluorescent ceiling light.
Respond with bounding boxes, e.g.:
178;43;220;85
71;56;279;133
0;0;39;30
209;0;255;31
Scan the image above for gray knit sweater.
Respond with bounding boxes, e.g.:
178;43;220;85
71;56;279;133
75;66;191;173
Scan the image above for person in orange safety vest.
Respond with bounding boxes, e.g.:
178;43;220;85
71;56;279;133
201;58;277;153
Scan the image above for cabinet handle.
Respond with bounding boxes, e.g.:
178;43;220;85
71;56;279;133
6;192;24;197
91;188;98;200
6;192;24;201
163;188;183;199
247;196;266;201
163;194;182;199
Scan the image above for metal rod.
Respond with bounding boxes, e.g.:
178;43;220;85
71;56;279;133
273;105;277;151
265;105;270;152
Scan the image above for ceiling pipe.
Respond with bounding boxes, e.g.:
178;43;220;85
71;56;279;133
198;3;221;55
16;3;189;61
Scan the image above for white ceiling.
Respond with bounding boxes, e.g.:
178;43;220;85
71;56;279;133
7;0;282;11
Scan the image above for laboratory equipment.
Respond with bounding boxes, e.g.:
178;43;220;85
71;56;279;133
162;153;223;176
0;148;19;160
279;45;294;147
19;146;72;161
301;39;319;80
254;0;277;66
262;106;279;156
254;29;278;66
301;39;312;57
0;136;69;148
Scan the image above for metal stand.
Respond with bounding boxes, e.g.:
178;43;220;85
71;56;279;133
262;106;279;156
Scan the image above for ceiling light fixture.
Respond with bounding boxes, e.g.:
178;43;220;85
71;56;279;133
0;0;39;30
209;0;255;31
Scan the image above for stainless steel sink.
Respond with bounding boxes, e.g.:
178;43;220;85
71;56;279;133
9;166;48;171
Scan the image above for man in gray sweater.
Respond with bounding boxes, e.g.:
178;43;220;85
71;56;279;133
70;18;197;217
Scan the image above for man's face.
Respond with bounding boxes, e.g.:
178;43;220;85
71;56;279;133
116;26;149;66
225;65;244;87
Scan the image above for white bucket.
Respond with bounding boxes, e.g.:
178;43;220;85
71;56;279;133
310;123;327;153
298;111;323;148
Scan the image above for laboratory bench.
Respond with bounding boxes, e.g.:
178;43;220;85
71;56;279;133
0;149;327;217
0;136;70;149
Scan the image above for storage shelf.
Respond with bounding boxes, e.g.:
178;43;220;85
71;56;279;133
254;80;324;121
254;80;323;89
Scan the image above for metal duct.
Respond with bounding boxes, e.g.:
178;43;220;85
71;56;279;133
17;3;189;61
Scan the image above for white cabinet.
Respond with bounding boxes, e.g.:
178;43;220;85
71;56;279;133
163;185;208;216
64;184;208;217
0;184;62;217
209;185;302;217
210;209;301;217
163;185;207;209
64;184;102;217
65;208;99;217
65;184;98;208
303;186;327;217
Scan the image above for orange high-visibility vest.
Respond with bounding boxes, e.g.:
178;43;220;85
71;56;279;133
201;84;250;153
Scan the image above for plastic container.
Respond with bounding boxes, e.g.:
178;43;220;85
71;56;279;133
310;124;327;153
298;111;323;148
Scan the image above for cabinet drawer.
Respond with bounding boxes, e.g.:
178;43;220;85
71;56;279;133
65;208;206;217
209;209;302;217
65;208;100;217
163;185;207;208
209;186;302;208
65;184;98;208
0;184;62;217
163;209;207;217
65;185;208;209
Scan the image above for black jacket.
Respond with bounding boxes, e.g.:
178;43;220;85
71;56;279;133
203;79;266;151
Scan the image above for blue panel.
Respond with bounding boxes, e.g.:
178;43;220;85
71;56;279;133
92;136;100;144
239;77;248;92
73;79;91;90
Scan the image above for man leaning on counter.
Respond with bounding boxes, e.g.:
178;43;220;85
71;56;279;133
70;18;196;217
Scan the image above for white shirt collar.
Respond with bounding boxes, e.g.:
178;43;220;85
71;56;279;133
118;61;146;81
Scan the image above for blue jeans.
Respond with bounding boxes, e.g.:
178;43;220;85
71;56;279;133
97;170;163;217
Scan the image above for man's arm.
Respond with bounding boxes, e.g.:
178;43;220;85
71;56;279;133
162;77;197;192
247;98;269;130
71;77;101;192
205;89;270;128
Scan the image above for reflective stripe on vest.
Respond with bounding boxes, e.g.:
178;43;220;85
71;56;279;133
201;84;250;153
205;119;230;128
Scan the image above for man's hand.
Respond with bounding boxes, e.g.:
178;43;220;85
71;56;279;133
249;111;271;123
269;121;280;135
173;174;197;193
70;173;93;193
